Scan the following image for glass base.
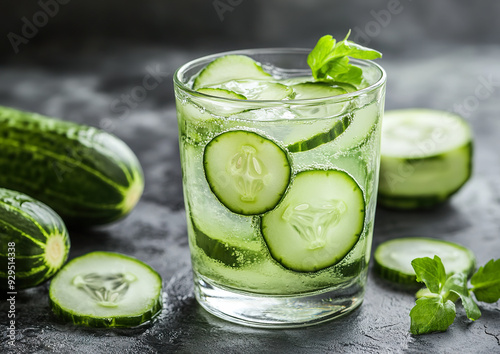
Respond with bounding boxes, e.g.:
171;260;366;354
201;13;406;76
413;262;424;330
193;272;365;328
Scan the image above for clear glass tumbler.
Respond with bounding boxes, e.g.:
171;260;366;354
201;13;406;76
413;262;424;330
174;48;386;328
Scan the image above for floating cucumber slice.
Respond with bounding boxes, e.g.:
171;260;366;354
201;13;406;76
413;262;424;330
261;170;365;272
331;81;358;93
291;82;347;99
195;88;247;115
374;237;476;285
333;101;380;150
193;55;272;89
197;87;247;100
176;100;221;144
211;80;295;101
49;252;162;328
203;130;291;215
190;214;262;268
272;82;352;152
378;109;473;209
285;115;351;152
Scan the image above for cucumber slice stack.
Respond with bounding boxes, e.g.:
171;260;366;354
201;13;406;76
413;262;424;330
374;237;476;285
378;109;473;209
190;54;369;273
49;252;163;328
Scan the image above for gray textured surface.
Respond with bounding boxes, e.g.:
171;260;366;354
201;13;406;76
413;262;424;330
1;41;500;353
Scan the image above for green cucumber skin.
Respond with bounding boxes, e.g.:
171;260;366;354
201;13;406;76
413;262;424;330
0;188;70;290
49;300;163;328
0;106;144;226
378;142;473;210
191;216;241;267
286;115;351;153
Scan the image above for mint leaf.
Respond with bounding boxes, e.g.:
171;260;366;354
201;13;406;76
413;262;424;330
410;296;456;335
307;31;382;85
411;256;447;294
470;259;500;303
442;273;481;321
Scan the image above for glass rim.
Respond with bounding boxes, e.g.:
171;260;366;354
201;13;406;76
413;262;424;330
173;47;387;105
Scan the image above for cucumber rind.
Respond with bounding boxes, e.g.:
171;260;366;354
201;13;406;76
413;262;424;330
49;251;163;328
286;115;351;153
190;214;262;268
373;237;476;285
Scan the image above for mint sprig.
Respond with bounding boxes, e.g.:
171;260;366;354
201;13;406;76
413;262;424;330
307;31;382;85
409;256;500;335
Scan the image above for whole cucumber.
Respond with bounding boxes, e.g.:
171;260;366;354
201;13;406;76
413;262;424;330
0;188;70;289
0;106;144;226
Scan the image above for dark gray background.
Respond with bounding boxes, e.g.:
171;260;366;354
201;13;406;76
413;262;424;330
1;1;499;353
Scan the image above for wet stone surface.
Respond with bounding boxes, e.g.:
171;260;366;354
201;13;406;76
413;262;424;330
1;43;500;353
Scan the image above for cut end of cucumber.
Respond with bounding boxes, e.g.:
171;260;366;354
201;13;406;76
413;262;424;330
121;176;144;216
373;237;476;286
49;251;163;328
44;234;69;270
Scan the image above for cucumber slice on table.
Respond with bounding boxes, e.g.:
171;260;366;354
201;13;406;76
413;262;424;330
49;252;162;328
193;55;272;89
374;237;476;285
378;109;473;209
261;170;365;272
203;130;291;215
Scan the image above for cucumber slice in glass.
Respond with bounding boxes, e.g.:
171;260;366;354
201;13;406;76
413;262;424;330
276;82;351;152
285;115;351;152
261;169;365;272
203;130;291;215
291;82;347;99
190;214;262;268
378;109;473;209
211;80;295;101
49;252;162;328
195;88;247;115
193;55;271;89
197;87;247;100
374;237;476;285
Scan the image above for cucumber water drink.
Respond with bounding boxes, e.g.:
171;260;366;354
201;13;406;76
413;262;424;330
174;40;386;327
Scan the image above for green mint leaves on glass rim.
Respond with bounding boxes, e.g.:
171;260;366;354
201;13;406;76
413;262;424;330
409;256;500;335
307;30;382;85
